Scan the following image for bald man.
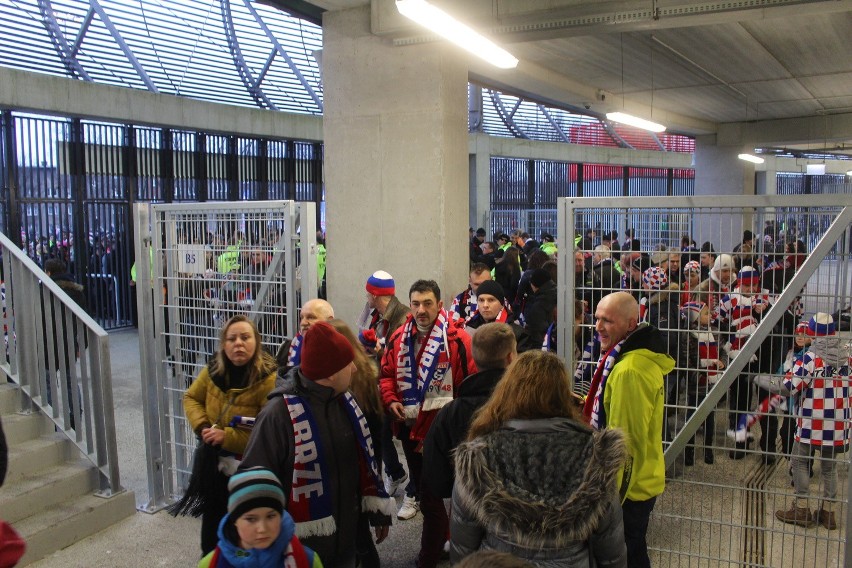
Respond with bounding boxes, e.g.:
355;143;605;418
276;298;334;369
584;291;674;568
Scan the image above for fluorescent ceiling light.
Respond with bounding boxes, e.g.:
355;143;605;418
806;164;826;175
396;0;518;69
605;112;666;133
738;153;765;164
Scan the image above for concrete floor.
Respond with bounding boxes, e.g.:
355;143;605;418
28;328;850;567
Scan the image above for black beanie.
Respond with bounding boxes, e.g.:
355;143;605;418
475;280;505;305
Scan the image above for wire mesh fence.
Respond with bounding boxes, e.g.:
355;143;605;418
134;200;316;511
557;195;851;567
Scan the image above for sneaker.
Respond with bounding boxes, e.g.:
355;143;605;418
775;504;815;527
385;472;408;497
816;509;837;530
726;428;754;443
397;495;419;520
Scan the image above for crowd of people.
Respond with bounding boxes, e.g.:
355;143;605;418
164;221;850;568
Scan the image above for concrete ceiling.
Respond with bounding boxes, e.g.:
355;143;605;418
265;0;852;153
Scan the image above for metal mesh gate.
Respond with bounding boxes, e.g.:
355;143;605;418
135;200;317;512
557;195;851;567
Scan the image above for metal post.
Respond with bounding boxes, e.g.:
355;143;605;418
135;203;167;512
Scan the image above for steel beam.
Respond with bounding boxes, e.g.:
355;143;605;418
37;0;93;81
222;0;278;109
88;0;159;93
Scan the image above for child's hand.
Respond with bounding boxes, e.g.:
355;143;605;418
715;359;726;370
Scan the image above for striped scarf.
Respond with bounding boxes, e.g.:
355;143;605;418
396;310;454;417
282;392;394;538
287;334;303;368
584;337;627;429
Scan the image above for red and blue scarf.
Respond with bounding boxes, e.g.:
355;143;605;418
287;334;303;368
396;310;454;418
282;392;394;537
585;336;627;429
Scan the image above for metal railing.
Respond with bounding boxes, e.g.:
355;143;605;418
0;231;122;496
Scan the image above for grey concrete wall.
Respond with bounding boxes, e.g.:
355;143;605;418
0;67;322;141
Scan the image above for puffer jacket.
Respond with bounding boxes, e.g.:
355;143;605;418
183;355;277;455
451;418;627;568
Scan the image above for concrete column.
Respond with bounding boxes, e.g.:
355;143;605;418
693;135;756;251
469;134;491;233
323;6;469;324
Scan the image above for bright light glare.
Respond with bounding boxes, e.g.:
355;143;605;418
738;153;765;164
605;112;666;133
396;0;519;69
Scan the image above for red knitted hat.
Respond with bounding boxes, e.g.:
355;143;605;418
300;321;355;380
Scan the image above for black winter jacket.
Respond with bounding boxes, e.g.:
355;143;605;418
422;368;505;498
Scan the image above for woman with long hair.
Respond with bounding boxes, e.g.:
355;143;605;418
451;351;627;567
180;315;278;556
327;318;384;568
494;247;522;306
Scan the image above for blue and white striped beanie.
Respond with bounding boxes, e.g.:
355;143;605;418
227;468;286;520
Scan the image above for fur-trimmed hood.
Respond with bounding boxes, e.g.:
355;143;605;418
453;418;626;548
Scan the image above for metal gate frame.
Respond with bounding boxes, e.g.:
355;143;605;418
135;200;317;512
557;194;852;566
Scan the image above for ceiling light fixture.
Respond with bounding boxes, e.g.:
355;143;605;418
606;112;666;133
738;153;765;164
395;0;518;69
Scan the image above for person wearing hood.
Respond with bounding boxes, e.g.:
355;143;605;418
584;292;675;568
199;468;323;568
775;313;851;531
693;253;737;321
239;321;394;567
451;350;627;567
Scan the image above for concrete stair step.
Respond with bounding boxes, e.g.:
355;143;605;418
4;433;74;483
0;460;96;524
14;490;137;566
2;412;49;445
0;382;19;413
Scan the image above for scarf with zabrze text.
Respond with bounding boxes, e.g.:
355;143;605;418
282;392;394;537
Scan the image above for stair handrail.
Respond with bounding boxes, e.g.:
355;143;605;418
0;231;122;496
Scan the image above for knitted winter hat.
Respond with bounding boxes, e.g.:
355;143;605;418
683;260;701;274
737;266;761;286
631;254;652;274
476;280;505;305
806;312;835;336
642;266;669;290
795;321;810;335
358;328;378;351
300;321;355;380
227;468;286;520
681;301;706;324
366;270;395;296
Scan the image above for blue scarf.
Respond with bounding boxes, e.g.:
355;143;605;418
282;392;394;537
395;311;454;417
287;334;302;368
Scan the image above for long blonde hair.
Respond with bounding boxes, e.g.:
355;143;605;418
467;350;580;440
328;319;383;416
